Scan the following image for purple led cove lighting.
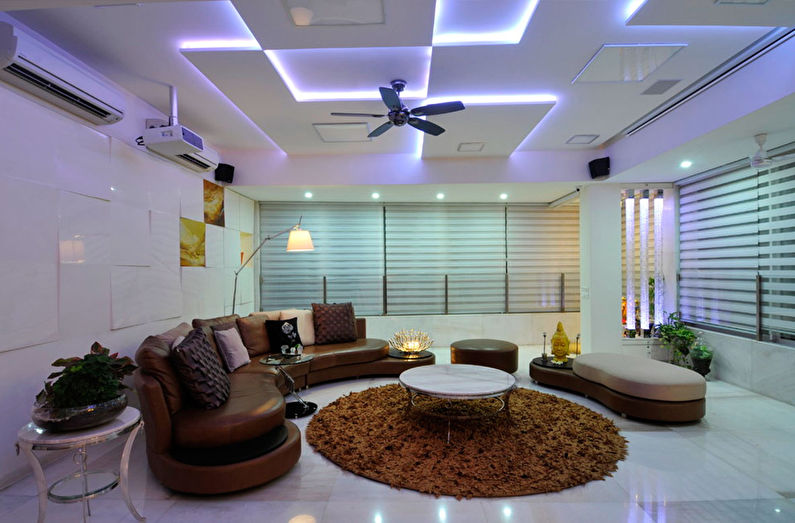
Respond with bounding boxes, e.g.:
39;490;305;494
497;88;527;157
180;39;261;50
433;0;540;46
422;94;556;105
264;47;432;102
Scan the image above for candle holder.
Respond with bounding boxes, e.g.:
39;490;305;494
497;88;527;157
388;329;433;359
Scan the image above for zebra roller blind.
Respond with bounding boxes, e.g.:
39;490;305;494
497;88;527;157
259;203;384;314
678;160;795;338
260;202;580;316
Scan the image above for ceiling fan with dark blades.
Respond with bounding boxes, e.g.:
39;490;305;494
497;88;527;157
330;79;465;138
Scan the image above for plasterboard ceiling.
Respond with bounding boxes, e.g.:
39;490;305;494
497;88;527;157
4;0;779;159
628;0;795;27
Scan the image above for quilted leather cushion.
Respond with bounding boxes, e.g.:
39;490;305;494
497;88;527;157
312;302;357;345
171;328;231;409
172;372;285;448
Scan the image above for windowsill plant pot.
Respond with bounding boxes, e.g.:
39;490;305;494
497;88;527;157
690;344;714;377
658;312;696;370
32;342;137;432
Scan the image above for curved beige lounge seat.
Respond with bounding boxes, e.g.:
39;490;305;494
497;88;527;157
530;353;706;422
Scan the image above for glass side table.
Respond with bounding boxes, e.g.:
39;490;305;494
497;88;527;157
260;354;317;418
16;406;145;523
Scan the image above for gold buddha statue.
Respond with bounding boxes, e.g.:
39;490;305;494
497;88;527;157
550;322;570;364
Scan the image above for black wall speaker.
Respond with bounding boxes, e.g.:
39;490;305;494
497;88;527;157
588;157;610;180
214;163;235;183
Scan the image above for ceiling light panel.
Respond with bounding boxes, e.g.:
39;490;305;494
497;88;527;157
283;0;384;27
264;46;432;101
313;123;371;142
433;0;540;46
573;44;685;83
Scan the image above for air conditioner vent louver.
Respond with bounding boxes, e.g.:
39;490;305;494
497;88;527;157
0;21;125;125
4;63;113;119
176;153;212;170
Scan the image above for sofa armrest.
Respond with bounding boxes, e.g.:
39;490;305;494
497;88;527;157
355;317;366;338
134;370;173;453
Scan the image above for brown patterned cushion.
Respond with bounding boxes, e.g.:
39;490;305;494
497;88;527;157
312;302;357;345
237;315;272;357
171;328;231;409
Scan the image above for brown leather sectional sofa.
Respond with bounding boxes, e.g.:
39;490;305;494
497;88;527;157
134;314;434;494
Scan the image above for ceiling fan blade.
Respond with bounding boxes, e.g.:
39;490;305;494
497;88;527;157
368;121;394;138
379;87;401;110
410;101;465;117
330;112;385;118
408;118;445;136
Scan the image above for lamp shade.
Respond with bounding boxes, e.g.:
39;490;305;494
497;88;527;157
286;228;314;251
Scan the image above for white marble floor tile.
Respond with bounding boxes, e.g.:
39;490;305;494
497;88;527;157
480;501;653;523
323;499;487;523
641;498;795;523
613;431;782;502
155;500;326;523
4;372;795;522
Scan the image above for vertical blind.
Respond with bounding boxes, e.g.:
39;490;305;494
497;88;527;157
621;191;658;328
260;202;580;316
678;160;795;338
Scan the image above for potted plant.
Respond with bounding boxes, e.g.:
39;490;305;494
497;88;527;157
690;341;713;377
33;342;137;431
658;312;696;369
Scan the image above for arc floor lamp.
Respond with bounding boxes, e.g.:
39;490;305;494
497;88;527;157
231;216;314;315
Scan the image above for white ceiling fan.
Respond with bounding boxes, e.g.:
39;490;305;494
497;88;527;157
749;133;795;169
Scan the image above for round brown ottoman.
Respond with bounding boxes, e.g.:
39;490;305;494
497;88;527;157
450;339;519;373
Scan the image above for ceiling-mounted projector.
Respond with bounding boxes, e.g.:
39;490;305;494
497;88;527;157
143;124;203;156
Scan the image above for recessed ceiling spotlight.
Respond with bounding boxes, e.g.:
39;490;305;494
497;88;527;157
371;192;380;199
436;193;445;200
680;160;693;169
304;191;313;199
500;193;508;200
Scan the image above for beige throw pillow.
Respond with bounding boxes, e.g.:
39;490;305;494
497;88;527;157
213;327;251;372
280;309;315;346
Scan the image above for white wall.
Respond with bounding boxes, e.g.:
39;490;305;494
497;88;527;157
578;185;622;353
364;312;581;349
695;329;795;407
0;82;256;488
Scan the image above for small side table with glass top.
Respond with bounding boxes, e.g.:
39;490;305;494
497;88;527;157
16;406;145;523
260;353;318;418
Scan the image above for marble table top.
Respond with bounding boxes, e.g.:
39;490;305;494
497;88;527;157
18;407;141;448
399;364;516;399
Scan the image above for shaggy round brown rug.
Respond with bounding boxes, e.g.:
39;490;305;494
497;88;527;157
306;384;627;499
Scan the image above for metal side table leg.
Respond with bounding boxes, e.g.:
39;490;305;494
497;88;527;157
119;421;145;521
17;441;47;523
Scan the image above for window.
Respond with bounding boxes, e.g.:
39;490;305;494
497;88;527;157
678;160;795;340
259;201;580;315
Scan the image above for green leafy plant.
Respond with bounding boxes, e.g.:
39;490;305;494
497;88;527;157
657;312;696;368
36;342;137;409
690;342;713;360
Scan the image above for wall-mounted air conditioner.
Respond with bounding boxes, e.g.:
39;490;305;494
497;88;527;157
0;21;125;125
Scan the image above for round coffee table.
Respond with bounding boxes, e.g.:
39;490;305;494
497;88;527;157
399;364;516;442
